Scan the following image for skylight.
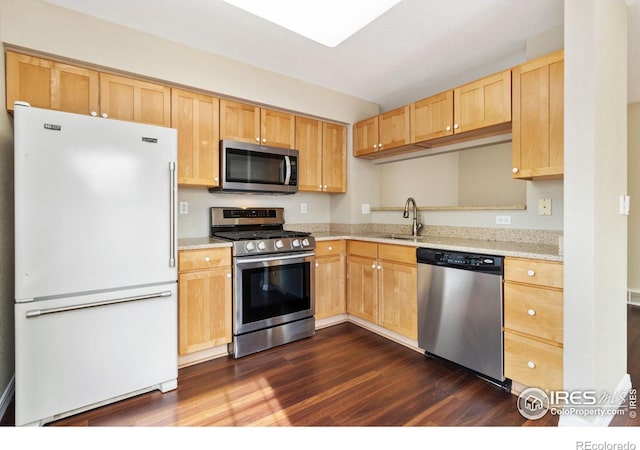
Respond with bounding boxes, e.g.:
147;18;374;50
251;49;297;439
221;0;402;47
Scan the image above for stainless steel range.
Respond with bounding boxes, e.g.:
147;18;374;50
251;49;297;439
210;207;316;358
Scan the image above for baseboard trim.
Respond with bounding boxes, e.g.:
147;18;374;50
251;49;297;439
0;375;15;423
558;373;632;427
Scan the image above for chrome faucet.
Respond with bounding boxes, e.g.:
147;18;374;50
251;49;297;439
403;197;423;236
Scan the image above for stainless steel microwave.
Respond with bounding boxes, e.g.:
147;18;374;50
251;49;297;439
209;140;299;194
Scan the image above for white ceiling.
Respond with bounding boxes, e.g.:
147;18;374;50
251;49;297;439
43;0;639;109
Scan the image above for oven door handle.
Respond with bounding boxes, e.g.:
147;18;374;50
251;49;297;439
236;251;315;264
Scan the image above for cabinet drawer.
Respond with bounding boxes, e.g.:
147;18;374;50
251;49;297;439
504;282;563;343
504;331;563;391
316;240;346;257
179;248;231;272
504;257;563;289
378;243;416;265
347;240;378;258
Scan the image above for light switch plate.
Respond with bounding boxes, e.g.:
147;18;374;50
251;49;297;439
495;215;511;225
362;203;370;214
538;198;552;216
300;203;307;214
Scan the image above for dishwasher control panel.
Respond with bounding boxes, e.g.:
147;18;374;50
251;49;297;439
416;248;503;274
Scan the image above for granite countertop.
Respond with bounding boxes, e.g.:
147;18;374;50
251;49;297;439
178;233;562;262
313;233;562;262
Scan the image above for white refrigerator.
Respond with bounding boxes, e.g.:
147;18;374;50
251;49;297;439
13;103;179;426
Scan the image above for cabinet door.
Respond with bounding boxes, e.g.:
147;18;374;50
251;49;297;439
219;99;261;144
378;261;417;339
6;51;99;115
178;267;232;355
100;73;171;126
295;116;323;192
411;91;454;142
454;70;511;133
172;89;220;187
346;255;378;323
322;122;347;193
315;254;346;319
512;51;564;180
353;116;379;156
261;108;295;149
378;106;411;151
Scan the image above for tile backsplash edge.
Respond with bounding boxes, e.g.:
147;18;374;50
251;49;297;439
287;223;563;246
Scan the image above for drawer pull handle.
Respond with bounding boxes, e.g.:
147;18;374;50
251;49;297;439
527;309;536;316
527;269;535;277
527;361;536;369
204;256;211;263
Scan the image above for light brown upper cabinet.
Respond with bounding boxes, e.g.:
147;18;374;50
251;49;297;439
171;88;220;187
100;73;171;127
6;51;99;115
296;117;347;193
219;99;295;149
353;106;410;157
410;91;454;142
453;69;511;134
511;50;564;180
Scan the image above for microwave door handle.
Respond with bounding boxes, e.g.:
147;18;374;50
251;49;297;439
284;155;291;185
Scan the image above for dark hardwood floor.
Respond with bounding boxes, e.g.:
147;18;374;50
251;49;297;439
3;306;640;427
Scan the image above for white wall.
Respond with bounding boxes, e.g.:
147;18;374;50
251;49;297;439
628;102;640;291
563;0;628;425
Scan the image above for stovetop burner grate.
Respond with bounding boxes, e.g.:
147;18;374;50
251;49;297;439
213;230;312;241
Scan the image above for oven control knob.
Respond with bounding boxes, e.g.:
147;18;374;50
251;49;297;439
302;238;310;247
245;242;256;252
292;239;300;248
257;241;267;251
275;239;284;249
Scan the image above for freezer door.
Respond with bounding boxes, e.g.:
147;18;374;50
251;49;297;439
14;106;177;301
14;284;178;426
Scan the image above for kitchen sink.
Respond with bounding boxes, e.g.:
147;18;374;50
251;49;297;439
375;234;424;241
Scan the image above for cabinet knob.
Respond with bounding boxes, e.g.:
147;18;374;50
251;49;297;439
256;137;260;142
328;246;333;251
204;256;211;263
377;265;382;270
101;113;108;118
90;111;98;117
527;269;535;277
323;185;328;190
527;309;536;316
512;167;519;173
262;138;267;143
453;124;459;129
226;272;232;278
214;177;219;182
373;144;378;149
319;185;323;190
527;361;536;369
445;125;451;131
315;262;319;267
371;263;377;269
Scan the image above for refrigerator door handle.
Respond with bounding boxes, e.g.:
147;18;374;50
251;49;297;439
25;290;173;318
169;162;176;268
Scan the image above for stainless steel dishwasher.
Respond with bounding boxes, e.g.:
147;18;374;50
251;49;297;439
417;247;509;389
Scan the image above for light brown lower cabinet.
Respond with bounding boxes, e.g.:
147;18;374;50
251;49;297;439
346;241;417;339
503;257;564;392
178;248;232;355
314;240;346;319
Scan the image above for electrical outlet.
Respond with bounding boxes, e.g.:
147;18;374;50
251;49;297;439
179;202;188;215
300;203;307;214
495;215;511;225
538;198;552;216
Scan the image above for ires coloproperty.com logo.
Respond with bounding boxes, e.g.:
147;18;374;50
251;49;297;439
517;387;637;420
